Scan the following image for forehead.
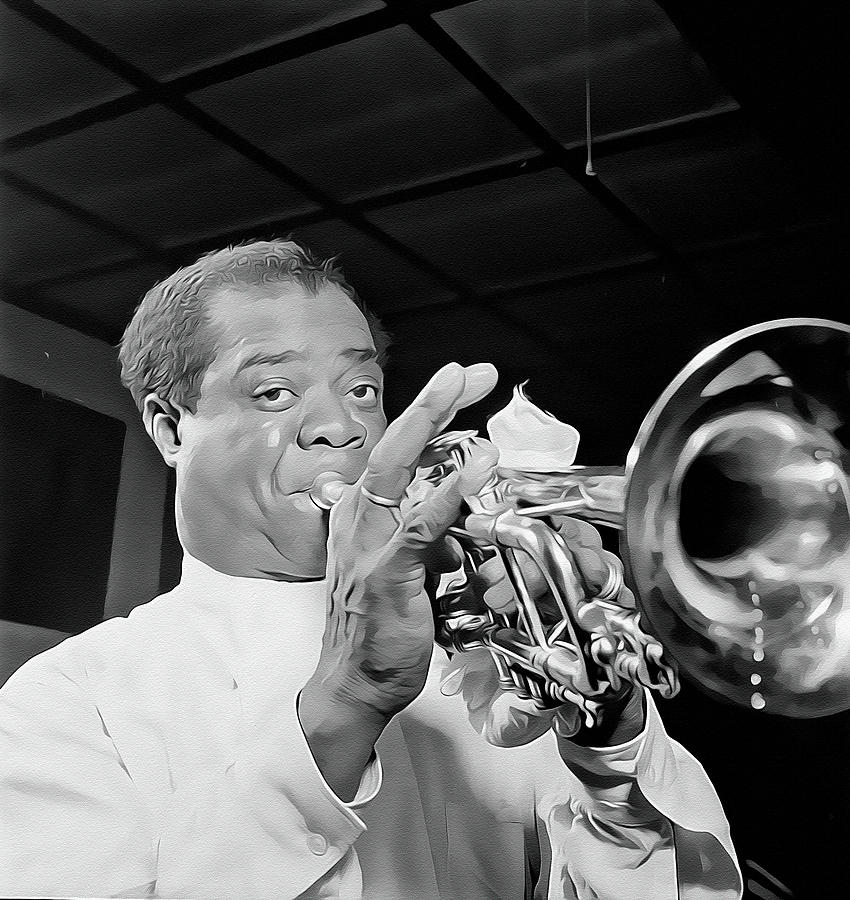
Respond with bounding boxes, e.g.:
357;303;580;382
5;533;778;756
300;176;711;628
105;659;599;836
205;280;374;365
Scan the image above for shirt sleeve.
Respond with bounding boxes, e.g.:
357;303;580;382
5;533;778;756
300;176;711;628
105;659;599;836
343;754;382;809
0;671;157;898
538;690;743;900
0;663;377;899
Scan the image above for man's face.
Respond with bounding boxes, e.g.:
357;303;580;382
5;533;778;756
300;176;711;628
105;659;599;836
173;280;387;578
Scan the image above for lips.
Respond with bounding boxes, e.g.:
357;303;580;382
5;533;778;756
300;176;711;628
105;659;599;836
275;448;370;495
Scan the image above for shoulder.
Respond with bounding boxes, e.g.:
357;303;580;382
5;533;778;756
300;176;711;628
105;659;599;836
2;587;190;698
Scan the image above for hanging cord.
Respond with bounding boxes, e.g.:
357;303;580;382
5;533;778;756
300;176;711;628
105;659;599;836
583;0;596;176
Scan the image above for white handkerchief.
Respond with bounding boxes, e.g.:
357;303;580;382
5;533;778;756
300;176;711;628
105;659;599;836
487;383;580;471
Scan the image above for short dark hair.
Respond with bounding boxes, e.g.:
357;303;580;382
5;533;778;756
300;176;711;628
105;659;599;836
118;239;391;412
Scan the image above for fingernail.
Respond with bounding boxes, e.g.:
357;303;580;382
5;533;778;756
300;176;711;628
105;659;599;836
438;361;464;381
427;362;465;395
463;363;498;398
440;668;465;696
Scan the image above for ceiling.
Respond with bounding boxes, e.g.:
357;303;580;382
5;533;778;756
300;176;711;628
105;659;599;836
2;0;846;454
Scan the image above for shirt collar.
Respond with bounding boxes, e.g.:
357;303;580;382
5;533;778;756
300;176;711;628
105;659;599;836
179;550;327;604
176;551;328;698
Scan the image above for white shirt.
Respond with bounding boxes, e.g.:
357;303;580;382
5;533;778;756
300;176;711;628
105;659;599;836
0;554;742;899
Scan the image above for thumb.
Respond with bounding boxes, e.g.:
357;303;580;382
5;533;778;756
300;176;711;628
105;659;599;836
440;648;558;748
481;693;558;748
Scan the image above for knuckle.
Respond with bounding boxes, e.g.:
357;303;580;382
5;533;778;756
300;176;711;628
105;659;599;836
574;518;603;549
554;515;582;540
600;549;620;569
405;519;436;547
619;586;637;609
573;546;606;589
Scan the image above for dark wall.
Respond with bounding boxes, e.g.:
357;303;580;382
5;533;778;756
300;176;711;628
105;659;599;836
0;375;125;634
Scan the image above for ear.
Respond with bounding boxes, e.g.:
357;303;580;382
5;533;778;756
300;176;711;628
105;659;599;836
142;394;184;467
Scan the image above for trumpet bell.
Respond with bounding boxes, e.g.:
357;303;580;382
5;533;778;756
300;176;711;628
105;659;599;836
625;318;850;717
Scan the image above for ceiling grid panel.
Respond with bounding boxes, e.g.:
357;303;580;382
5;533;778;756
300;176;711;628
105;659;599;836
2;1;478;152
1;0;489;311
17;105;741;297
1;169;161;255
381;0;688;274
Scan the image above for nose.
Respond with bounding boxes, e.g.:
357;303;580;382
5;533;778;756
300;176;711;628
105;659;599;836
296;390;367;450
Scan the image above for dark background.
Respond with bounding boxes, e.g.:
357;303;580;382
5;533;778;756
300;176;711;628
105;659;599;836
2;2;848;897
0;375;124;632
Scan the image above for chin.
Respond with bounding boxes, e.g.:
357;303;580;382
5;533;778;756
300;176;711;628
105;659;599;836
278;542;328;579
268;502;329;577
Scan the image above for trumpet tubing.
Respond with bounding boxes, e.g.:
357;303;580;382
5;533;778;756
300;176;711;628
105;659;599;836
433;319;850;721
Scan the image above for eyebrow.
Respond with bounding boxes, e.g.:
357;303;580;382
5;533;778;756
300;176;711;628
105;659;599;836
340;347;379;363
235;349;306;375
235;347;377;375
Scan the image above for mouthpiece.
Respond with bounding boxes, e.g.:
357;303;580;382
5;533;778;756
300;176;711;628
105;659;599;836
310;473;347;509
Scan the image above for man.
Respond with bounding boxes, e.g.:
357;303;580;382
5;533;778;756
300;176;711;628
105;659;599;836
0;240;741;898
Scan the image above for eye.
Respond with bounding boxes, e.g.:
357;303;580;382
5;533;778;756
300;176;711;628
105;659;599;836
253;386;297;408
348;383;379;406
262;388;291;401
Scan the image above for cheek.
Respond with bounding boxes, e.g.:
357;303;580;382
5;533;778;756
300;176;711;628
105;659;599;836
182;419;277;490
364;410;388;449
265;424;282;448
193;415;290;457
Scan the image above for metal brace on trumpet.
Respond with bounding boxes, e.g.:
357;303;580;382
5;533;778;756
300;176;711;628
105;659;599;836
421;425;677;734
382;318;850;728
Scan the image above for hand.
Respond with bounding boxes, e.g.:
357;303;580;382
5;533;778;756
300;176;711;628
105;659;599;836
442;516;646;748
299;362;499;798
534;517;646;745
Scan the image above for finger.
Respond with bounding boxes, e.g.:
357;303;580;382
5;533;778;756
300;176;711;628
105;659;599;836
440;647;498;701
490;518;622;605
364;363;465;503
454;362;500;410
460;551;518;615
550;516;617;595
478;556;517;613
551;515;604;551
481;692;557;748
574;547;623;596
440;649;556;748
400;452;496;554
362;362;498;502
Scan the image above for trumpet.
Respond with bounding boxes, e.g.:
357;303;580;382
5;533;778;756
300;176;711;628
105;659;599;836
427;319;850;724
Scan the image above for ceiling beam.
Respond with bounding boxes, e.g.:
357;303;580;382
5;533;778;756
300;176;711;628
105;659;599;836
1;0;477;153
381;214;842;326
383;253;662;323
3;0;741;324
382;0;697;282
2;0;481;304
1;169;161;255
1;0;739;360
20;105;741;294
11;217;836;353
